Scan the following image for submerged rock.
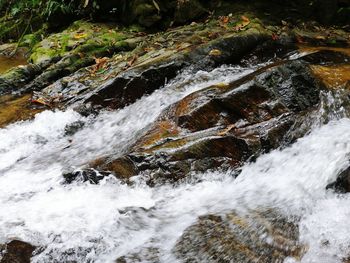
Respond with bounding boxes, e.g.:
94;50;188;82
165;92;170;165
174;209;305;263
0;240;35;263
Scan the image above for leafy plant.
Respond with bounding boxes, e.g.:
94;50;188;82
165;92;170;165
43;0;75;19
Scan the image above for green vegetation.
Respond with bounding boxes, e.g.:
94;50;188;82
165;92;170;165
0;0;348;50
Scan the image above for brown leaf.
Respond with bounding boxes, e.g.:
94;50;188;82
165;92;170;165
218;16;230;28
209;49;222;56
127;54;138;67
315;35;326;40
88;57;109;76
31;98;52;108
241;15;250;23
95;57;108;71
233;16;251;31
271;33;279;41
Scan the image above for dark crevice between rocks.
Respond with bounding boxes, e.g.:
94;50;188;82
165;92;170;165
327;165;350;193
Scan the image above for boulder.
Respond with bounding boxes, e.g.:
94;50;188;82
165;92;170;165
174;210;305;263
87;58;324;185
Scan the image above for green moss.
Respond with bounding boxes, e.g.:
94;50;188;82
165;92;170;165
100;31;126;42
27;20;137;64
19;31;43;49
113;41;130;51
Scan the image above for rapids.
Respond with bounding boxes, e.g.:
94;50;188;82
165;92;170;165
1;63;350;263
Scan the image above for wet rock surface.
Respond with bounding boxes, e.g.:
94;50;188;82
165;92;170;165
42;29;268;109
174;210;304;263
62;169;111;184
90;58;325;185
0;240;35;263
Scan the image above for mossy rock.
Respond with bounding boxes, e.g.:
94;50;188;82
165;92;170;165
29;21;130;64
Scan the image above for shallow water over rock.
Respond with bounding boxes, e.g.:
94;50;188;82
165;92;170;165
0;55;27;74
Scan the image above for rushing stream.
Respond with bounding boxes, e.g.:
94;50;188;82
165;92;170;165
1;62;350;262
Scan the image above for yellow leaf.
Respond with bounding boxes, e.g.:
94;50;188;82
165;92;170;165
209;49;222;56
74;33;88;39
241;16;250;22
315;35;326;40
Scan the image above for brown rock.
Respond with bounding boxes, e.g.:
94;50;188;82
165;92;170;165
0;240;35;263
174;210;305;263
98;156;139;179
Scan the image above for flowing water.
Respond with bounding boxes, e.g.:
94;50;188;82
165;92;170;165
0;62;350;262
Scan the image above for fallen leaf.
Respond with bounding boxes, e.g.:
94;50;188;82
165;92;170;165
315;35;326;40
233;16;251;31
241;15;250;23
271;33;279;41
88;57;109;76
218;16;230;28
209;49;222;56
95;57;108;70
31;98;52;108
74;33;88;40
127;54;139;67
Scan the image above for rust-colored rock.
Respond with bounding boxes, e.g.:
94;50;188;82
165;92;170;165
85;58;324;185
98;156;139;179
